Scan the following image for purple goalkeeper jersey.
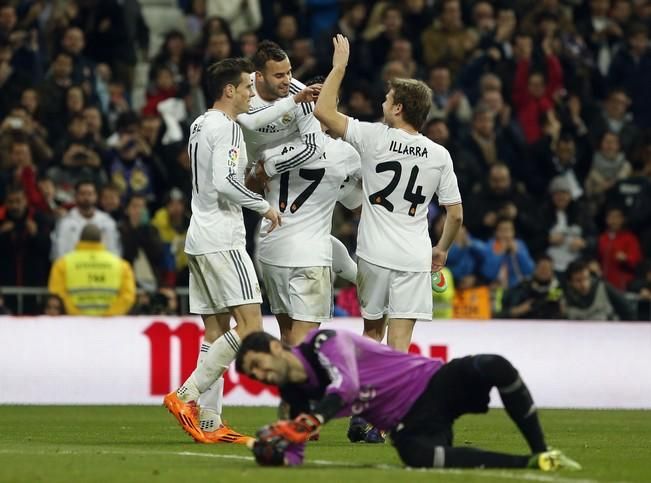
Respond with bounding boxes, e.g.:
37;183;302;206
288;329;444;431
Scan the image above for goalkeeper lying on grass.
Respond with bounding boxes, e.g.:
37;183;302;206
234;329;581;470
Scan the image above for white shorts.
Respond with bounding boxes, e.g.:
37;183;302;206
260;263;332;323
187;249;262;315
356;257;432;321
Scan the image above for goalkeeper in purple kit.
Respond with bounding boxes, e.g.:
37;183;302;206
235;329;581;471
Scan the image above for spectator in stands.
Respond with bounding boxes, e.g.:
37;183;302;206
565;259;635;320
51;180;121;260
511;31;563;144
367;4;405;72
588;89;639;156
0;38;33;120
152;188;189;287
598;206;642;291
0;184;51;313
315;1;369;86
42;293;65;316
629;261;651;300
481;217;535;290
479;88;525;146
38;51;73;142
98;182;122;222
47;114;107;201
238;31;259;58
83;105;108;149
387;38;422;80
273;13;298;52
421;0;477;76
119;194;164;291
541;176;595;273
130;287;179;316
424;117;479;196
185;0;207;44
446;225;489;289
289;38;318;81
530;129;589;198
107;118;160;203
426;64;472;128
206;0;262;39
459;105;517;175
102;76;129;133
0;105;53;169
150;30;189;87
60;26;95;93
142;66;178;117
606;141;651;253
465;163;539;243
48;223;135;316
343;84;377;122
607;22;651;129
499;255;564;319
585;131;632;211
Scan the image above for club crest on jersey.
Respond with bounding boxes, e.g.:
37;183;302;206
281;113;293;125
228;148;239;166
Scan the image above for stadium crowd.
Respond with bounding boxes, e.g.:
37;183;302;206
0;0;650;320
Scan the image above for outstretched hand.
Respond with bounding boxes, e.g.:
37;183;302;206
332;34;350;69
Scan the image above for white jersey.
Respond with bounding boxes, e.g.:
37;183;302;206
257;135;361;267
238;75;325;176
185;109;270;255
344;118;462;272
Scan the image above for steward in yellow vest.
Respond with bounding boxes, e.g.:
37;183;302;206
48;224;135;315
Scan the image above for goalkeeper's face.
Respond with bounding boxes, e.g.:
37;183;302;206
241;343;291;385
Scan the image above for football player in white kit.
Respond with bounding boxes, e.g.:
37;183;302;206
255;83;362;345
315;35;464;352
237;42;359;344
163;58;282;444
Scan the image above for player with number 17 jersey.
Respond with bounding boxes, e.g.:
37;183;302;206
345;118;461;273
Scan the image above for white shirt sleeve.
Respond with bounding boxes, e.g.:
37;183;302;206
263;103;326;176
336;146;363;210
343;117;385;159
436;150;463;205
237;97;297;131
211;127;270;214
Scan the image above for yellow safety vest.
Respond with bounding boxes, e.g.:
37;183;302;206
64;249;123;315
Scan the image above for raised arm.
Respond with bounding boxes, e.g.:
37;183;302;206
314;34;350;139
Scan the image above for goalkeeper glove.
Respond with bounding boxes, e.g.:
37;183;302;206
252;424;291;466
271;413;321;444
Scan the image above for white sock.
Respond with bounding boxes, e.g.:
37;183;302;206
331;235;357;283
177;329;240;402
193;341;224;430
199;379;224;432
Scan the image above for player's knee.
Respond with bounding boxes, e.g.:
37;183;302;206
473;354;518;387
394;441;433;468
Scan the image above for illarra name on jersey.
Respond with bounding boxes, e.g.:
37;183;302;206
389;140;428;158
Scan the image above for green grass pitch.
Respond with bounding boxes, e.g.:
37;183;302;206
1;406;649;483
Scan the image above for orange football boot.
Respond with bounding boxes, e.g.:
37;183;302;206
202;425;254;445
163;391;205;443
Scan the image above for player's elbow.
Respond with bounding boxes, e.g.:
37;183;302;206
314;104;331;125
445;204;463;225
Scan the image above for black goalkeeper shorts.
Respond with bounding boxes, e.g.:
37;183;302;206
390;356;493;446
